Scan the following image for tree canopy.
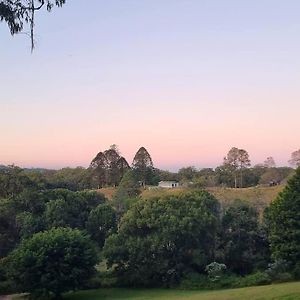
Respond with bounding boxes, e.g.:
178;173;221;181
223;147;251;188
267;167;300;268
132;146;155;186
104;190;220;286
6;227;97;299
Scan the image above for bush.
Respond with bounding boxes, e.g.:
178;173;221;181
179;272;239;290
86;272;117;289
205;262;227;281
271;272;293;283
179;273;211;290
180;271;273;290
235;272;271;287
6;227;98;299
292;263;300;279
0;280;15;295
265;259;291;279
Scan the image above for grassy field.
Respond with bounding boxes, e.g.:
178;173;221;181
64;282;300;300
99;185;284;213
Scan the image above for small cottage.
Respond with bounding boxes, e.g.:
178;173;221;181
158;181;179;188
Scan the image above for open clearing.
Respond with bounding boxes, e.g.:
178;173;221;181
64;281;300;300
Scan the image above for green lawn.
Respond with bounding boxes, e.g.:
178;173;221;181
64;281;300;300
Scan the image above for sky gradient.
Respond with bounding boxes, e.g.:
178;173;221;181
1;0;300;170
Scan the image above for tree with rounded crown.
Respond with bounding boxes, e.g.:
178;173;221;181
132;147;154;187
289;149;300;168
90;145;130;187
264;156;276;168
6;227;97;299
104;190;220;286
223;147;251;188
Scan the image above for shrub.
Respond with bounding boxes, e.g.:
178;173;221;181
265;259;291;279
205;262;227;281
6;227;98;299
180;271;273;290
179;272;239;290
235;271;271;287
271;272;293;283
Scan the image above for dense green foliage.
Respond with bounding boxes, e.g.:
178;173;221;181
217;200;269;275
112;170;141;219
0;153;299;297
268;168;300;272
0;188;111;259
86;204;117;248
132;147;157;186
104;191;220;286
6;228;97;299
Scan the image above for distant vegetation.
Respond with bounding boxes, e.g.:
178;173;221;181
1;145;300;299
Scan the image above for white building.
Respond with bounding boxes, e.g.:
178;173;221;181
158;181;179;188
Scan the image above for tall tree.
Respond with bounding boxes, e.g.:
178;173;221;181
90;145;130;187
132;146;154;187
288;149;300;168
223;147;251;188
178;166;197;182
90;152;108;188
264;157;276;168
103;147;121;186
238;149;251;188
0;0;66;52
116;157;131;183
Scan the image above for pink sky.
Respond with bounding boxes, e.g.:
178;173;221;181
1;1;300;170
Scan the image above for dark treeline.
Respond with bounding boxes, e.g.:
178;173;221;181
0;146;300;299
0;146;296;198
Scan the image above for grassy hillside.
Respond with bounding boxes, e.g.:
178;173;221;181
143;185;284;213
63;282;300;300
98;185;284;213
206;185;284;213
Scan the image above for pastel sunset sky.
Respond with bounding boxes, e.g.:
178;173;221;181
1;0;300;170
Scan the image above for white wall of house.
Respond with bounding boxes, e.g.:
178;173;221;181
158;181;179;188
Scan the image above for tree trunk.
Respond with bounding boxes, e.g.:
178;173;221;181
234;173;237;188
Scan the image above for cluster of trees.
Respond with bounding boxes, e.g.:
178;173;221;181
172;148;297;188
90;145;156;188
0;186;117;298
0;188;115;258
1;166;300;297
103;192;271;287
0;145;157;195
1;147;300;298
0;146;298;196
